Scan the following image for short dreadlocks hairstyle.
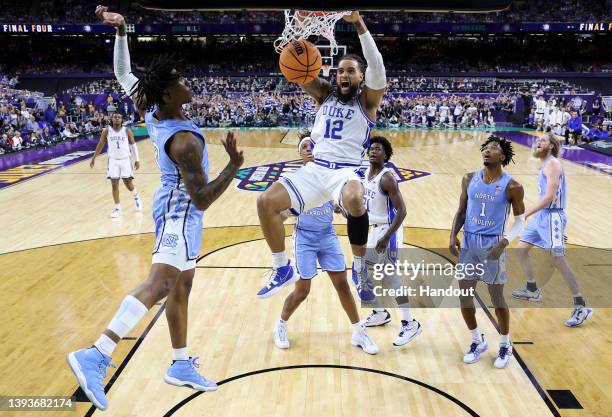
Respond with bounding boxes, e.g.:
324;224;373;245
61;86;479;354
369;136;393;162
481;135;515;166
131;55;181;111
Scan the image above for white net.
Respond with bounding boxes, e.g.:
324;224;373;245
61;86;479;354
274;10;351;55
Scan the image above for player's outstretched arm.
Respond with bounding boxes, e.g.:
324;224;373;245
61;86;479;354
169;131;243;211
95;6;142;113
300;77;332;107
90;128;108;168
344;11;386;118
449;173;472;256
376;172;407;253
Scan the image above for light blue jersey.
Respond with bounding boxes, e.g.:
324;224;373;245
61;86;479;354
464;169;512;236
460;169;512;284
521;158;567;255
295;201;335;233
538;159;566;210
292;201;344;279
146;108;208;261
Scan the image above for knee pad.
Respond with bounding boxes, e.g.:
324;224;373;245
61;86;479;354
347;212;369;246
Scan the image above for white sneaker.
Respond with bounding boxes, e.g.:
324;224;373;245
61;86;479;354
351;325;379;355
110;208;121;218
564;307;593;327
494;343;513;369
134;196;142;212
511;287;542;302
393;320;422;346
463;335;488;364
274;320;289;349
364;309;391;327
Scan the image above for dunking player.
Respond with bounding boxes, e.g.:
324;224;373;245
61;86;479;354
257;11;386;303
360;136;422;346
272;133;378;354
90;113;143;217
67;7;243;410
512;133;593;326
449;136;526;369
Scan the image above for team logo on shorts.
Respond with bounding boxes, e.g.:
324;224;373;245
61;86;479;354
234;160;431;192
161;233;179;248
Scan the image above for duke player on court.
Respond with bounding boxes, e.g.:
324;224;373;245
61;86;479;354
360;136;423;346
67;8;243;411
90;113;142;217
512;133;593;326
257;11;386;303
450;135;526;369
272;134;378;354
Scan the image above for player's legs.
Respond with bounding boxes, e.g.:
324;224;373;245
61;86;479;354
257;182;291;254
110;178;121;217
512;230;543;301
165;268;194;351
122;177;142;211
280;278;311;322
340;179;367;257
459;278;488;364
328;270;360;324
488;283;513;368
67;263;181;410
551;255;593;326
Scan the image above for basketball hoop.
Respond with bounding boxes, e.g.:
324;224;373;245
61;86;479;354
274;10;351;56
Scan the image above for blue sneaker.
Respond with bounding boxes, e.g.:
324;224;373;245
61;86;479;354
67;347;115;410
164;357;218;391
256;261;297;299
351;261;375;302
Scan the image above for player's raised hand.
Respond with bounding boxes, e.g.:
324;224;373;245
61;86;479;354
221;131;244;169
95;5;125;27
342;11;360;22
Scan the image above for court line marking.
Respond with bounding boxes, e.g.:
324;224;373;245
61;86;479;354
162;364;481;417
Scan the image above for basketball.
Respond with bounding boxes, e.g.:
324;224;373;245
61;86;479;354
279;39;322;84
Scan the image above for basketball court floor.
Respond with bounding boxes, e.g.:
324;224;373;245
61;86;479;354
0;128;610;417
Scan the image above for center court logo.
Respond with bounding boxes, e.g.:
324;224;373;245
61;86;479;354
234;160;431;192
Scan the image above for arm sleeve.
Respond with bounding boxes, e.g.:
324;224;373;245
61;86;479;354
130;143;139;161
359;31;386;90
114;33;139;96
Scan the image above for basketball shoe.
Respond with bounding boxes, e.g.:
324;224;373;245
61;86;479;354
134;196;142;212
257;261;297;299
351;261;375;302
273;320;290;349
511;287;542;302
463;335;488;364
364;309;391;327
164;357;218;391
67;347;115;410
110;207;121;218
351;323;379;355
494;343;513;369
564;306;593;327
393;319;422;346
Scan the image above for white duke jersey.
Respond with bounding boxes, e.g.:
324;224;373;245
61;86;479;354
311;94;375;165
107;126;130;160
363;167;397;224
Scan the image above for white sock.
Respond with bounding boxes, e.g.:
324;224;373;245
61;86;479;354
115;203;121;210
107;295;149;339
172;347;189;361
374;308;386;313
353;256;363;271
272;252;288;269
279;318;286;324
500;334;510;346
94;334;117;357
352;322;363;334
470;328;483;343
132;189;139;197
399;305;413;322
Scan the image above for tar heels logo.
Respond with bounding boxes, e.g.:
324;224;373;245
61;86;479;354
235;160;431;192
161;234;179;248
